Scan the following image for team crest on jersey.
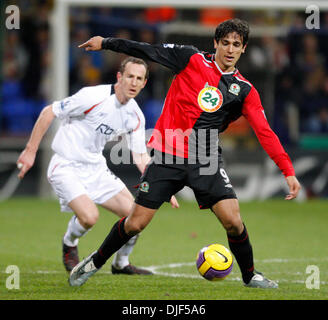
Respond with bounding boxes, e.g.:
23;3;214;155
197;83;223;113
139;181;149;193
228;83;240;96
60;99;70;110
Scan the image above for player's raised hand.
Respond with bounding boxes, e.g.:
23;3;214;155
78;36;104;51
285;176;301;200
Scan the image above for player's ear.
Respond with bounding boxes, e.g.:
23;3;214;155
116;71;122;81
241;44;247;53
214;38;218;49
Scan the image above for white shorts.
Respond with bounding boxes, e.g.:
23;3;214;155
47;154;125;212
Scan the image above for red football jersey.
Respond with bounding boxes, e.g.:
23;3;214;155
102;38;295;177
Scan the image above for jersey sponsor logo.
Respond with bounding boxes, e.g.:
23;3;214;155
197;82;223;113
96;123;114;135
228;83;240;96
139;181;149;193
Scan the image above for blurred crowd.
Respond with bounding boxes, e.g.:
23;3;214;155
273;15;328;144
1;1;328;148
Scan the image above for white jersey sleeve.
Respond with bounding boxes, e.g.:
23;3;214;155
126;103;147;154
52;85;109;119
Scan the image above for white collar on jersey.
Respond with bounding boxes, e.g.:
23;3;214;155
211;55;237;75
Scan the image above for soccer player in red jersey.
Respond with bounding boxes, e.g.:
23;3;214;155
70;19;301;288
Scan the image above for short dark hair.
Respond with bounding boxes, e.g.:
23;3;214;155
119;57;149;79
214;18;250;46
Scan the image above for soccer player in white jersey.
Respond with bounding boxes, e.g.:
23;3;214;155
17;57;179;274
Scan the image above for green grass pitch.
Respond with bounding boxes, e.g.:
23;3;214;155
0;197;327;301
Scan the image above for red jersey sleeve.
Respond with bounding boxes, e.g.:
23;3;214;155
242;86;295;177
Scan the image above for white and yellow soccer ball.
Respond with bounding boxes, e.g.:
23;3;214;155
196;244;233;281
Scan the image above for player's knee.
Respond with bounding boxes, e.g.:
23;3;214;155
79;212;99;229
124;219;146;235
222;215;243;235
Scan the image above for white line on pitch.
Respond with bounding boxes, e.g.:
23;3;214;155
30;260;327;285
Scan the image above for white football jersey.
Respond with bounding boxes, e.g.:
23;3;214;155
51;84;147;164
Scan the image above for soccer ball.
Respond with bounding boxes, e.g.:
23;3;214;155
196;244;233;281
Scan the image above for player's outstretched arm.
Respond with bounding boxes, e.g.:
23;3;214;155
79;36;198;74
78;36;104;51
285;176;301;200
17;105;55;179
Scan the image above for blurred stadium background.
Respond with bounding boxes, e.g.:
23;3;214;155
1;0;328;202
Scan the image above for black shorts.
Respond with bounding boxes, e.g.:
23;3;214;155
135;153;237;210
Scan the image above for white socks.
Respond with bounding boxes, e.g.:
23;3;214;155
63;216;139;269
112;234;139;269
63;215;89;247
